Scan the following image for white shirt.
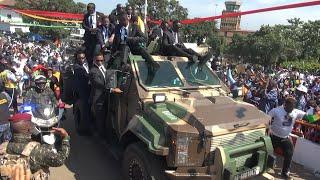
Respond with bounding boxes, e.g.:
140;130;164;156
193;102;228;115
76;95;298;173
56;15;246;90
89;12;97;29
98;65;106;80
268;106;306;138
83;63;89;74
126;24;130;36
173;32;179;45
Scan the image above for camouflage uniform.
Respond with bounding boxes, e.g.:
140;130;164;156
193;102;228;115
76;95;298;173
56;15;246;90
5;134;70;174
24;87;57;106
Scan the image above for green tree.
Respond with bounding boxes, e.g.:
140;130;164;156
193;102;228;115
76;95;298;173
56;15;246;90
15;0;86;39
128;0;188;20
182;21;217;43
226;18;320;67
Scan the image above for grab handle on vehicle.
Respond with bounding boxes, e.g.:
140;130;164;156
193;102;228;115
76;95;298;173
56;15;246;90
234;122;250;129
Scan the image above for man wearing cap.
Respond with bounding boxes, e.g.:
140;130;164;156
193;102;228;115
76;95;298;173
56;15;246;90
3;113;70;178
268;97;310;179
296;84;308;111
0;79;11;144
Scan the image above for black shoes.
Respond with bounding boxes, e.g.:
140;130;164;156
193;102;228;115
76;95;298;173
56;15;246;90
188;55;198;63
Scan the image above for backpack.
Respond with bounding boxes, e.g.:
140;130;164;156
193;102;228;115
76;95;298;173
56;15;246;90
0;141;48;180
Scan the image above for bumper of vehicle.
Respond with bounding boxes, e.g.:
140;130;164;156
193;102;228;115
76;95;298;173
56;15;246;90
165;170;213;180
165;170;274;180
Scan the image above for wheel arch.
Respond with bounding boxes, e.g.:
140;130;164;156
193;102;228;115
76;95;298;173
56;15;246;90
120;115;169;156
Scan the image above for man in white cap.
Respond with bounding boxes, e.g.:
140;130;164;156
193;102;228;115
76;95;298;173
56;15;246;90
296;84;308;111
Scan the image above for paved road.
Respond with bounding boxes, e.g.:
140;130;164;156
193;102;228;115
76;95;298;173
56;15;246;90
49;108;317;180
49;108;122;180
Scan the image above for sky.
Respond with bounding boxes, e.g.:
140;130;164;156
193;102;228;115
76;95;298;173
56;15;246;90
75;0;320;30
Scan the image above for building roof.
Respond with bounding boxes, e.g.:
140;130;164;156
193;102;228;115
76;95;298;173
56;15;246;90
0;0;16;6
225;0;241;6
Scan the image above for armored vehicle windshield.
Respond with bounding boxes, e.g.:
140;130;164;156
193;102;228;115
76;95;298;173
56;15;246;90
134;58;221;89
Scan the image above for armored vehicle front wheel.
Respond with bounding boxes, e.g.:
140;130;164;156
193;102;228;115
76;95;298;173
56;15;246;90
122;142;167;180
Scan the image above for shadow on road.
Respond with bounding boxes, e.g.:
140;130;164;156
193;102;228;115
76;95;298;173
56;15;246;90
50;109;122;180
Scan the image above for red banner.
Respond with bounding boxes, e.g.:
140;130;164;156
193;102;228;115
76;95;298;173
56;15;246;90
0;5;83;20
1;0;320;24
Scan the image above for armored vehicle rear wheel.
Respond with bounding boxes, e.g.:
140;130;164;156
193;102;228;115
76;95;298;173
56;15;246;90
122;142;167;180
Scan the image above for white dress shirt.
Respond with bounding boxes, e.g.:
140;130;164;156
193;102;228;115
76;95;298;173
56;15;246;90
89;12;97;29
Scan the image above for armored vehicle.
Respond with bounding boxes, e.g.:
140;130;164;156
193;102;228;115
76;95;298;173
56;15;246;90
104;55;274;179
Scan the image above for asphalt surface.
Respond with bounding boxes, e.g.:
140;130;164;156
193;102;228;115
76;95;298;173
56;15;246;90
49;108;122;180
48;108;318;180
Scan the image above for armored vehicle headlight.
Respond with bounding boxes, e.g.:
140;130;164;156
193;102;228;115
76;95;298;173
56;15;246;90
152;93;166;103
176;136;189;165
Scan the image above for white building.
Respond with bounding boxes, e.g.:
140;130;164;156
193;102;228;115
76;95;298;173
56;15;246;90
0;7;29;33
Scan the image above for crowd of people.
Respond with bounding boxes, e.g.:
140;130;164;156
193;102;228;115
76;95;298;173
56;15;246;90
222;64;320;118
0;2;214;178
220;63;320;179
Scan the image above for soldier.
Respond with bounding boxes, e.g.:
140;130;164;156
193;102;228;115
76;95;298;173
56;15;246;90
2;113;70;179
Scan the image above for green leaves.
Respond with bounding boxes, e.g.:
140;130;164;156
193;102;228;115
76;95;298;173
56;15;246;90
226;18;320;68
128;0;188;21
14;0;86;39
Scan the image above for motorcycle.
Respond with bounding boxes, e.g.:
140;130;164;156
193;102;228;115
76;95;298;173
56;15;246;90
21;101;63;145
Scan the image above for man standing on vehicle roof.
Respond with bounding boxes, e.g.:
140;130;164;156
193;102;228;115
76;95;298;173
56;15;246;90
268;97;318;179
82;3;101;67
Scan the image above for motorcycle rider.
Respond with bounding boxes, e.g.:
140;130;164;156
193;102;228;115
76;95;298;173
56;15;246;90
24;75;57;107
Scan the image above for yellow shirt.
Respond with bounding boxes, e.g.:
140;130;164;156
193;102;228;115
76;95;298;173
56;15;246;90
137;16;145;33
0;70;16;89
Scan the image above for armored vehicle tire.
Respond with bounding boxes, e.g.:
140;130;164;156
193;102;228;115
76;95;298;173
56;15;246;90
122;142;168;180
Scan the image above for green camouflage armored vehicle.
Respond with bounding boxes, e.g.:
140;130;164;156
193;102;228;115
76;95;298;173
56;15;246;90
106;55;275;180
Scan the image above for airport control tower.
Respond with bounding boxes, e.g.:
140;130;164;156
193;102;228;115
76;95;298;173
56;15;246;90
220;0;242;30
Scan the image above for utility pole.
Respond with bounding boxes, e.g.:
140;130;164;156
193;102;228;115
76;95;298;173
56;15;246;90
215;3;218;16
144;0;148;24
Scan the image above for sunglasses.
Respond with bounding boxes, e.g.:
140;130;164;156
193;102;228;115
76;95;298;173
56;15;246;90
96;59;104;62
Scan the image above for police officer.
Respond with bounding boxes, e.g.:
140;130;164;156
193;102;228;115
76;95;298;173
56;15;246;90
4;113;70;178
24;75;57;107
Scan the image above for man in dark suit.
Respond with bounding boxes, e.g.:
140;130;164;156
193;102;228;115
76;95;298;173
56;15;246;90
73;50;91;135
82;3;101;67
112;14;159;69
161;20;212;63
96;15;115;64
90;53;122;138
110;3;124;25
